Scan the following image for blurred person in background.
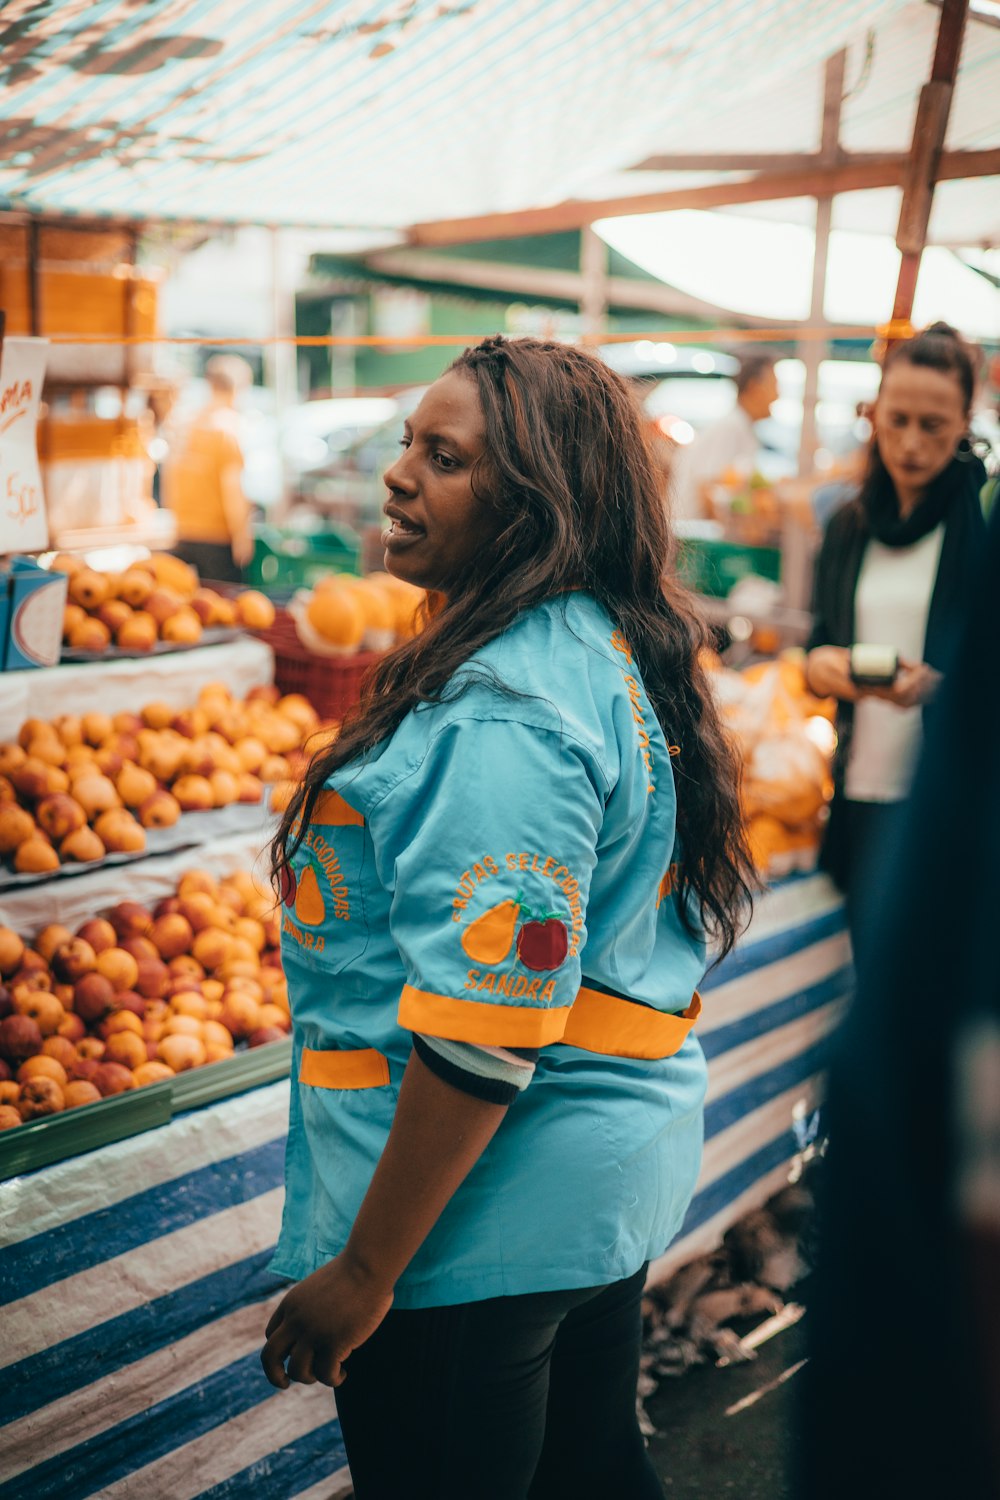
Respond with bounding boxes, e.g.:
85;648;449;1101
810;400;872;531
669;351;778;520
804;323;985;952
797;484;1000;1500
138;376;179;506
162;354;254;583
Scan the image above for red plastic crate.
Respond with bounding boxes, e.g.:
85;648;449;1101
252;608;385;721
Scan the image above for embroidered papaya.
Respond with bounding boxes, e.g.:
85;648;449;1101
461;899;520;965
294;865;325;927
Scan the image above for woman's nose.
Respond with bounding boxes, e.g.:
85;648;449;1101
383;448;416;494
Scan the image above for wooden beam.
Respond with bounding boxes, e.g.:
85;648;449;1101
362;248;804;327
628;151;887;172
891;0;970;328
408;148;1000;246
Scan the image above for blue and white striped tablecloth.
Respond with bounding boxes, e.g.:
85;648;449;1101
0;874;848;1499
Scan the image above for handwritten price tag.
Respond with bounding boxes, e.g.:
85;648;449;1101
6;471;40;524
0;338;49;554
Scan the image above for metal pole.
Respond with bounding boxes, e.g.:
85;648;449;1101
579;225;608;340
268;225;298;517
797;49;846;477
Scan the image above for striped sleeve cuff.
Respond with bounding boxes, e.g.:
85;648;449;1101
413;1034;539;1105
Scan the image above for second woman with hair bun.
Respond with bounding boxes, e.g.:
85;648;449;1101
806;322;986;949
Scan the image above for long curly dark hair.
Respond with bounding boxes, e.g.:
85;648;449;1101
273;336;755;956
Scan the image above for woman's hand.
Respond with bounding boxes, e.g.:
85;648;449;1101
868;658;942;710
260;1050;508;1393
261;1252;394;1390
231;528;255;568
805;646;859;703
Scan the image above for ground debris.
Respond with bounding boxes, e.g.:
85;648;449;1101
638;1166;819;1433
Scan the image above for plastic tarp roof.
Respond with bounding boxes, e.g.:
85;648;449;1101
0;0;949;232
591;1;1000;247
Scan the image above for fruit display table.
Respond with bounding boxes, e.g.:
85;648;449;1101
0;871;848;1500
0;635;274;738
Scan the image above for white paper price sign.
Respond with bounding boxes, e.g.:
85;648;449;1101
0;337;49;555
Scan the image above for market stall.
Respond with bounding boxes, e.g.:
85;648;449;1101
0;867;846;1500
0;533;848;1495
0;557;322;1498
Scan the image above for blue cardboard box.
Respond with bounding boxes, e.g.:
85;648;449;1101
2;557;67;670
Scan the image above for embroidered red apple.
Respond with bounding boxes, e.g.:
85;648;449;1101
280;863;297;908
516;913;569;972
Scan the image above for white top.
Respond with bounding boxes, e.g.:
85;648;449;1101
845;526;945;803
670;404;758;521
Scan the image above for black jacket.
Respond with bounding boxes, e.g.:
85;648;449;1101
797;496;1000;1500
809;458;985;884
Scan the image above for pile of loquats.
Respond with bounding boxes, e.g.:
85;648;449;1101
53;551;276;656
0;867;290;1128
0;683;329;875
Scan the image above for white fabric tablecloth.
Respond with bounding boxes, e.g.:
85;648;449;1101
0;636;274;738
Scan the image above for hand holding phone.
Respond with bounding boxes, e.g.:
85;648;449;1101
849;644;899;688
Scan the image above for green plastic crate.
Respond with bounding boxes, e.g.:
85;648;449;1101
0;1040;292;1181
245;524;361;596
675;538;781;599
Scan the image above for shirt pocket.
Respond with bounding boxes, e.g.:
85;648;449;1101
297;1051;400;1255
279;789;378;977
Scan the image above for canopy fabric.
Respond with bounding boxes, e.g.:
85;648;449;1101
0;0;918;230
591;1;1000;247
596;213;1000;336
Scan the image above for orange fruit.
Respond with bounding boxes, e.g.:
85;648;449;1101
305;586;364;651
235;591;276;630
160;608;203;645
343;579;395;647
18;1055;68;1087
148;553;198;597
368;574;426;639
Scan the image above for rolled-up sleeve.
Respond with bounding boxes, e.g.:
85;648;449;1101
366;715;606;1050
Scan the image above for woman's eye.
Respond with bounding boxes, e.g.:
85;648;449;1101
433;452;457;470
398;437;411;449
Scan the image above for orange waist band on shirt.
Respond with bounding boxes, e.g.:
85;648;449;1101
561;986;701;1059
397;981;701;1058
299;1047;390;1089
298;990;702;1085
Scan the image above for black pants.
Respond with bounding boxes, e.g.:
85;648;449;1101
334;1264;663;1500
172;539;243;585
828;799;908;970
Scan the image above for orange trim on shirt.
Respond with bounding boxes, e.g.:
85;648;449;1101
312;790;365;827
561;988;702;1060
300;1046;389;1089
398;985;573;1047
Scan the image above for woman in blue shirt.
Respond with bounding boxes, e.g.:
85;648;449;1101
261;336;755;1499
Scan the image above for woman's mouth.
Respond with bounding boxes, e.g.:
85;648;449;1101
382;512;426;550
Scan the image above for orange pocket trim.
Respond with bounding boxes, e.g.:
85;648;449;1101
561;988;702;1060
300;1047;390;1089
312;789;365;827
398;985;572;1047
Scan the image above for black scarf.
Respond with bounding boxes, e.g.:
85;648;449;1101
862;447;982;548
810;450;986;672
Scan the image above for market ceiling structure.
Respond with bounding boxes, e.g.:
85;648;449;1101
1;0;997;246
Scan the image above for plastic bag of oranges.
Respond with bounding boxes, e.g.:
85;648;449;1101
290;573;426;656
